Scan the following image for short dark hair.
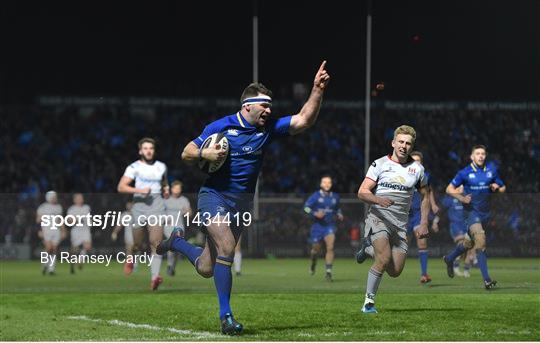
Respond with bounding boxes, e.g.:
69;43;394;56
240;83;273;103
471;144;487;153
138;137;156;150
320;174;333;181
410;151;424;162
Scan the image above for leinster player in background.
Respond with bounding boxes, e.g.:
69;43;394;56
443;145;505;290
355;125;430;313
157;61;330;334
304;175;343;282
407;151;439;284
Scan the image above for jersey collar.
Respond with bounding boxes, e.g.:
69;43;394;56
470;162;486;172
387;154;413;166
319;189;332;197
236;112;255;128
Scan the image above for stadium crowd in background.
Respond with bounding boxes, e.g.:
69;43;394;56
1;102;538;249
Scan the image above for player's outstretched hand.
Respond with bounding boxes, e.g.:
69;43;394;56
490;183;500;192
376;197;394;208
416;224;429;239
202;144;227;162
313;60;330;91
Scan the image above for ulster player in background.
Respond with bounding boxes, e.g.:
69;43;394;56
355;125;430;313
117;138;169;290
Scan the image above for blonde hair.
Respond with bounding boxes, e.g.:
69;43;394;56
171;180;183;188
393;125;416;142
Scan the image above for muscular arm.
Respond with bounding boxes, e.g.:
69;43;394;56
182;141;225;166
357;178;379;205
117;176;148;195
181;142;200;166
289;87;324;135
357;178;393;207
429;186;439;214
419;185;431;227
289;61;330;135
446;183;470;203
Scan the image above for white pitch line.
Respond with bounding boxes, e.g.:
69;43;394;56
67;315;224;339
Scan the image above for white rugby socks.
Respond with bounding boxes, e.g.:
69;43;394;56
234;251;242;274
150;254;162;279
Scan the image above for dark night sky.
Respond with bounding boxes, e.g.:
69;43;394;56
1;0;539;104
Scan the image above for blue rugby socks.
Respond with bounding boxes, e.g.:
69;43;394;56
476;249;491;282
171;238;203;267
214;256;234;319
418;250;428;276
446;243;467;262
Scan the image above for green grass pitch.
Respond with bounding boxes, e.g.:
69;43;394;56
1;257;539;341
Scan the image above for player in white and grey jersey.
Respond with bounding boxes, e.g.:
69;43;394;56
66;193;92;274
163;180;192;276
117;137;169;290
36;190;66;275
111;201;137;275
355;125;430;313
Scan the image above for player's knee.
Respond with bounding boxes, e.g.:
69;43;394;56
387;268;402;278
473;233;486;249
196;264;214;278
375;255;391;270
215;244;235;258
417;239;427;250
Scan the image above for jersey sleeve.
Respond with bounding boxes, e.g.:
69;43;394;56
365;160;381;182
269;115;292;138
335;194;343;216
303;192;318;216
416;168;429;190
123;163;137;179
193;120;223;148
450;170;465;188
493;168;505;187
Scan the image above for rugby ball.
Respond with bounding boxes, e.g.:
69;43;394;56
198;133;229;173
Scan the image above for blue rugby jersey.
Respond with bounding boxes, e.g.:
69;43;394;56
441;195;465;226
192;112;291;197
450;161;504;216
304;190;342;226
